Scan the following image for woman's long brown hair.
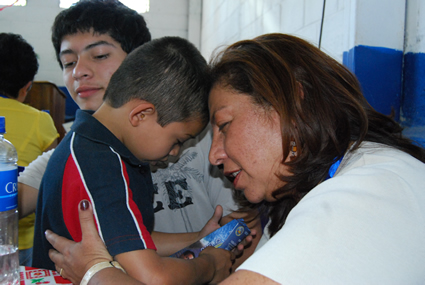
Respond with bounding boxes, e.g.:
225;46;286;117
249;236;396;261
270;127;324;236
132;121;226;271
210;33;425;236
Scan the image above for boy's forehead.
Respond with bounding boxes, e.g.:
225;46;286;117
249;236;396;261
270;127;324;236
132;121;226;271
180;119;207;138
60;31;123;53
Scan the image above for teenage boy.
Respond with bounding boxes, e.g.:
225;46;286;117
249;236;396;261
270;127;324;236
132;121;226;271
18;0;151;219
33;36;234;284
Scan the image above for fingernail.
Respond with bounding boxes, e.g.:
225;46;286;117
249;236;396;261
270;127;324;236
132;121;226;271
80;200;89;211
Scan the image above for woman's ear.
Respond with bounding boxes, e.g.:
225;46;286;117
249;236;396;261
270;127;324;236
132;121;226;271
129;102;155;127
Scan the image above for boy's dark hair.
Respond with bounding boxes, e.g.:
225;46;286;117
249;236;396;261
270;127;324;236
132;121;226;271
104;36;211;126
51;0;151;67
0;33;39;98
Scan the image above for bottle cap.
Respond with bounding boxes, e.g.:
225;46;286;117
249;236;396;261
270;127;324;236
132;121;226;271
0;116;5;133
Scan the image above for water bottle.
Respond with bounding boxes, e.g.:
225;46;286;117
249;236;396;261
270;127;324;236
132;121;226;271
0;116;19;285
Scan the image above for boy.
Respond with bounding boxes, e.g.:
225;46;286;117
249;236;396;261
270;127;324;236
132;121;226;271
33;36;233;284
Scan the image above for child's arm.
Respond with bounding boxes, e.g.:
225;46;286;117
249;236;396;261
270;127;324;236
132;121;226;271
113;205;234;284
116;247;233;284
151;205;223;256
18;182;39;218
18;149;54;218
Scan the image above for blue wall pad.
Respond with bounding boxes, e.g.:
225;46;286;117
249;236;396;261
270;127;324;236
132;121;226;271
401;52;425;127
343;45;403;121
402;126;425;148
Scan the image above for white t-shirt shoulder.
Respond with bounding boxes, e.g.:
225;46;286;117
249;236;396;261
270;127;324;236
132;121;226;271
18;149;55;189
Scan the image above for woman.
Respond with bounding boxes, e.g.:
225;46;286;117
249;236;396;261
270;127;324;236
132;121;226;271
46;33;425;284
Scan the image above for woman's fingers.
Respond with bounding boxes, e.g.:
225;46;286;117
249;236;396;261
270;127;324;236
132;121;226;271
45;229;74;255
45;200;113;284
48;248;64;272
78;200;102;242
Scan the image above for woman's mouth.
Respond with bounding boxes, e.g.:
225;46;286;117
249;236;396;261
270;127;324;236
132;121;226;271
225;170;241;187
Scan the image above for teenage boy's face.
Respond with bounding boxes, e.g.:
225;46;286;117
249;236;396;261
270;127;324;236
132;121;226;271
59;31;127;111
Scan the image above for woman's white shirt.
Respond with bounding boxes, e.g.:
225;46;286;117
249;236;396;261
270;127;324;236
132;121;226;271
238;142;425;284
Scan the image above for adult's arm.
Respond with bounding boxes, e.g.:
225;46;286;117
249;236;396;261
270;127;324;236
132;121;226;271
47;200;235;285
18;149;54;218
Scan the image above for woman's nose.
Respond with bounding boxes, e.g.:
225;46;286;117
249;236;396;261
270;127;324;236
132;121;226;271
209;135;226;165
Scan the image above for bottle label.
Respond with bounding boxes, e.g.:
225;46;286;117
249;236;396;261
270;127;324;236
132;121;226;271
0;168;18;212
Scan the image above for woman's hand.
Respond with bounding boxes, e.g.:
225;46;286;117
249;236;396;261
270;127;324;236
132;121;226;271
46;200;112;284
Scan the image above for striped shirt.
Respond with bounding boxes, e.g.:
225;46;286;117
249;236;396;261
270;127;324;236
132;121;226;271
33;110;156;270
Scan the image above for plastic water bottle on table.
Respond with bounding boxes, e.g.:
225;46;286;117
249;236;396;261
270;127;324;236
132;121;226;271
0;116;19;285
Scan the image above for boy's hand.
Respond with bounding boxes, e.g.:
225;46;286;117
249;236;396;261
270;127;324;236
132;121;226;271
198;206;258;263
199;246;235;284
198;205;223;239
232;229;256;256
46;200;112;283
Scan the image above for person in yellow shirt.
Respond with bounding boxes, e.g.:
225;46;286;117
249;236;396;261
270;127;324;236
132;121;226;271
0;32;58;266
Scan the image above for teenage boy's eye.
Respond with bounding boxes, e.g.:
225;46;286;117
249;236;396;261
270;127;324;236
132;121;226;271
94;53;109;60
62;61;75;69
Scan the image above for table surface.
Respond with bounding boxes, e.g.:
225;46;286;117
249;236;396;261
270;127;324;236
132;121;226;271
20;266;72;284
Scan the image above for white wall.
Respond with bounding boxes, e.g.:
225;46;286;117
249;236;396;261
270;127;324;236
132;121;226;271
0;0;64;85
0;0;194;87
0;0;353;86
199;0;409;61
5;0;341;85
405;0;425;53
1;0;421;88
200;0;348;63
353;0;405;50
144;0;189;39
